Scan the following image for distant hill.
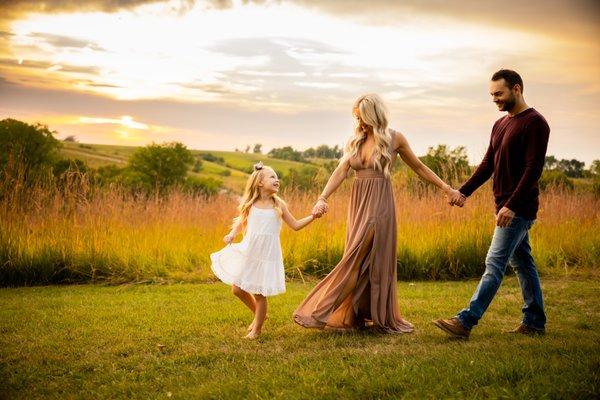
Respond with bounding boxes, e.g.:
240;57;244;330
60;142;325;192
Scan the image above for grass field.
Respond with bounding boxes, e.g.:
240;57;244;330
2;178;598;286
1;277;598;399
3;142;598;398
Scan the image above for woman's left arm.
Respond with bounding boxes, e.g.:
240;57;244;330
394;131;460;199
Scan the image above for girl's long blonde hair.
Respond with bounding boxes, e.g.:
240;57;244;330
233;163;285;233
347;93;394;178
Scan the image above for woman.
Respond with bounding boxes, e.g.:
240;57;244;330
293;94;463;333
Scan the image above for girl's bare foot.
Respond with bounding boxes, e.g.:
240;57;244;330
247;315;268;332
244;330;260;339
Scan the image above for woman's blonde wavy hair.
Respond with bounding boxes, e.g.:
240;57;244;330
233;163;285;233
347;93;393;178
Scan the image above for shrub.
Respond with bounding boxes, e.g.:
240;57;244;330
183;176;222;196
128;142;194;194
0;118;61;183
200;153;225;164
539;170;574;191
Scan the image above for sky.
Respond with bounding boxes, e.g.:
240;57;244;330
1;0;599;164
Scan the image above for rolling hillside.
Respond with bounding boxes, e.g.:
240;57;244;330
59;142;323;192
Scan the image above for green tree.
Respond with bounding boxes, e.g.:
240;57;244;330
544;155;558;170
0;118;61;181
316;144;342;159
303;144;342;159
539;170;574;191
200;152;225;164
192;158;203;173
128;142;194;193
268;146;305;162
588;160;600;176
544;155;587;178
183;175;222;197
590;160;600;197
557;158;585;178
253;143;262;154
52;158;88;177
419;145;470;183
95;164;125;186
282;165;318;191
303;147;316;158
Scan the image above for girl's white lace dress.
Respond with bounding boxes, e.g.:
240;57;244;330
210;206;285;296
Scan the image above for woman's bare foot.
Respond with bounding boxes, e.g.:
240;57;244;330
244;330;260;339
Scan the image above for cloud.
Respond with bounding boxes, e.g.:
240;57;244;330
0;0;174;15
68;79;122;88
0;57;100;74
28;32;105;51
79;115;149;129
290;0;600;45
2;0;598;44
0;0;203;39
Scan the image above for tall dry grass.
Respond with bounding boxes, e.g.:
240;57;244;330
1;169;598;286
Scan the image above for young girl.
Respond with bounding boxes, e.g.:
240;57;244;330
210;161;318;339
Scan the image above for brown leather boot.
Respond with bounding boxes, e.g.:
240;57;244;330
507;323;545;335
433;317;471;339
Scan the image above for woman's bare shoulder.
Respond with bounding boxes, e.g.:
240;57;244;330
389;128;407;151
343;136;354;152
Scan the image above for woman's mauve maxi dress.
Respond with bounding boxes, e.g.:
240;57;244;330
293;138;414;333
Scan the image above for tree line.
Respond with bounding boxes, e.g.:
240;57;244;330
1;118;598;197
236;143;343;161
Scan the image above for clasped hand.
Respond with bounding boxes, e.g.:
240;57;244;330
446;187;467;207
312;199;328;218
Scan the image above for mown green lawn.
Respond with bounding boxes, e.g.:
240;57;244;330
1;277;598;399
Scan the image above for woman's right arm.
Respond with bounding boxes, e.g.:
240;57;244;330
313;146;352;214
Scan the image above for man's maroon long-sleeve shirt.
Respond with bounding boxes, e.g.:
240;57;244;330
459;108;550;220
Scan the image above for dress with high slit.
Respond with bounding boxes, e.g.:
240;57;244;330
293;135;414;333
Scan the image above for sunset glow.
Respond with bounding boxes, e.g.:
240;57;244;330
1;0;598;163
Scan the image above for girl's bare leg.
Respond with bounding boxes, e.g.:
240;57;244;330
245;294;267;339
232;284;256;314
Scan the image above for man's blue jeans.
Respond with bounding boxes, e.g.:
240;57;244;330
457;216;546;330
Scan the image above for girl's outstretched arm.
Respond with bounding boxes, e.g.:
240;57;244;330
224;218;243;244
281;202;315;231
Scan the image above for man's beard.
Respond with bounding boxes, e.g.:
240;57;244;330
498;95;516;112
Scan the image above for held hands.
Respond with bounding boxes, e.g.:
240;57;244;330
443;184;515;227
312;198;328;218
446;186;467;207
495;206;515;228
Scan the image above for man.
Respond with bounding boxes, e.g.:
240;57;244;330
434;69;549;339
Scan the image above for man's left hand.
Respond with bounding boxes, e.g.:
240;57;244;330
496;206;515;228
